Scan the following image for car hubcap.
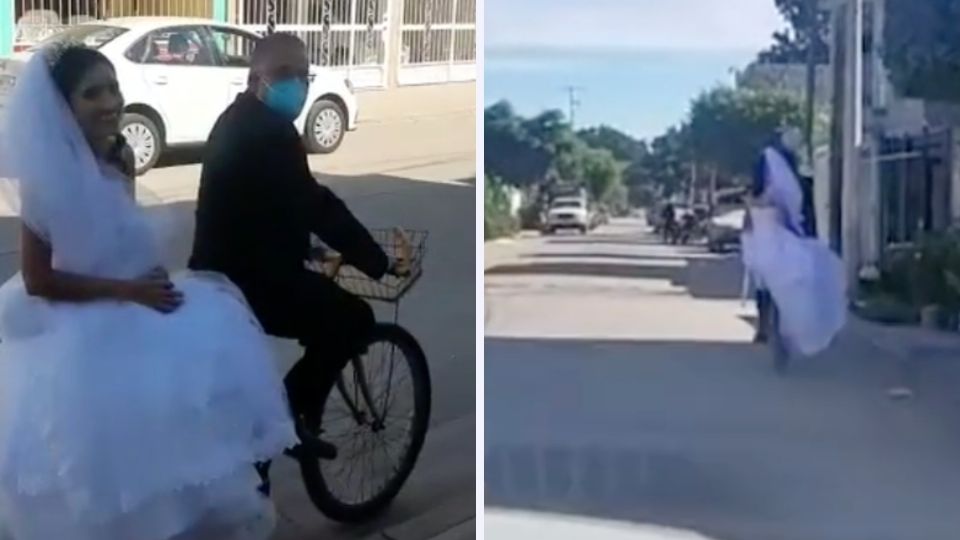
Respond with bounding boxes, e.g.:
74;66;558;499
312;109;343;149
121;122;157;171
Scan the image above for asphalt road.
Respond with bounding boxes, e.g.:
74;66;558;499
484;219;960;540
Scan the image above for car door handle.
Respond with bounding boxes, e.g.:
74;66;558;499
230;78;244;86
152;75;168;85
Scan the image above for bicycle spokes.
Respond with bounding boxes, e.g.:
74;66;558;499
319;341;416;504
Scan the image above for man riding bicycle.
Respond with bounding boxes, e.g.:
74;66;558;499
189;34;404;486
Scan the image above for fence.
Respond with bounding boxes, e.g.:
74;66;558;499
232;0;390;88
398;0;474;85
12;0;211;51
5;0;475;86
878;129;952;248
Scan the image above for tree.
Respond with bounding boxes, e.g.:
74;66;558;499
883;0;960;102
640;125;693;199
688;87;804;180
580;148;622;201
577;126;646;162
757;0;830;65
483;101;552;187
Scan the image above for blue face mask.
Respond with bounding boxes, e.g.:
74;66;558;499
263;78;308;121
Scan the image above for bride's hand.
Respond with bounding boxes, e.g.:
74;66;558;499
121;268;184;313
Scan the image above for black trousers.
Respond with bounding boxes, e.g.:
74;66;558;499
251;271;376;413
248;270;376;494
756;290;772;337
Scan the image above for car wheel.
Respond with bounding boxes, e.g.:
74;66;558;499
304;99;346;154
120;113;162;175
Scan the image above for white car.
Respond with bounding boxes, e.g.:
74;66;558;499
0;17;359;174
706;208;746;253
545;197;590;234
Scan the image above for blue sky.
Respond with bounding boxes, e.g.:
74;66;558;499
484;0;786;140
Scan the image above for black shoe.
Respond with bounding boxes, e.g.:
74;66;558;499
292;417;338;460
254;461;271;497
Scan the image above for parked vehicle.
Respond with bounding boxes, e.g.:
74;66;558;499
545;197;591;234
707;208;747;252
0;18;359;174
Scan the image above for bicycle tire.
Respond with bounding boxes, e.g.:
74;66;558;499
298;323;432;523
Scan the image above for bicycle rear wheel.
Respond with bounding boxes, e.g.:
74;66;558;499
297;323;432;523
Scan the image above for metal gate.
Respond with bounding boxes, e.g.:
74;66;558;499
12;0;212;51
398;0;474;85
233;0;390;88
878;129;951;248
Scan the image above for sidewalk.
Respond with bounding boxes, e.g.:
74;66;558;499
847;315;960;360
356;83;475;125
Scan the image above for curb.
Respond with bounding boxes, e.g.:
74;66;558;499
357;110;476;126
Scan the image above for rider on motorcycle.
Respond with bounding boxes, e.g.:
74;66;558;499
660;202;677;241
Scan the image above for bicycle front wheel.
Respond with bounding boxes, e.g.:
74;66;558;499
298;323;432;523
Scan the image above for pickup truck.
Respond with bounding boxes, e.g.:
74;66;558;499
545;197;590;235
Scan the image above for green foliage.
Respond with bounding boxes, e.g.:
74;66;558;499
483;103;627;208
688;87;805;178
484;85;804;213
635;126;692;199
578;126;648;162
484;101;552;187
883;0;960;102
878;229;960;311
580;147;622;201
484;176;518;240
757;0;830;65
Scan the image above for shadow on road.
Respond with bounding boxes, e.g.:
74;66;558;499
484;334;960;540
486;255;744;300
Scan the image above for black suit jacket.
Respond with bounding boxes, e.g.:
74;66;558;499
189;92;387;330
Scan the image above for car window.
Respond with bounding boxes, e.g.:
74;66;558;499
139;27;216;66
553;201;583;209
35;25;127;50
208;27;259;68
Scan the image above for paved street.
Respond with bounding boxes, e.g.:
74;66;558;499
485;219;960;540
0;112;476;539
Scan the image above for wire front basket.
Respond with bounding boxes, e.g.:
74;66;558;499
309;229;427;303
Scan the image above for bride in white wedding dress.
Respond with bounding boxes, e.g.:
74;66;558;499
0;44;297;539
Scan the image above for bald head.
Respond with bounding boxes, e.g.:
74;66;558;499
248;33;309;95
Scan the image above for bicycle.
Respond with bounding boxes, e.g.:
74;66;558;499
268;228;432;523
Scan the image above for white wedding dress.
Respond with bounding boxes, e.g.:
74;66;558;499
741;148;847;357
0;51;297;539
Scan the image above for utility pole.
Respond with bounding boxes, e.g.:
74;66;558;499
564;85;584;129
841;0;864;288
805;0;818;165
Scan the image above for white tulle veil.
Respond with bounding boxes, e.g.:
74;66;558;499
761;146;805;235
0;46;176;276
